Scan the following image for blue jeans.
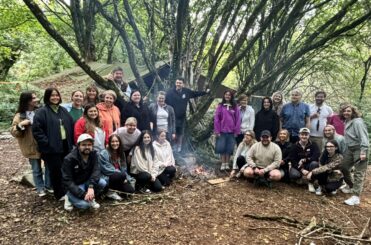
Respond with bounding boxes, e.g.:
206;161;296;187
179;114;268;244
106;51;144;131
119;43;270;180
67;178;107;209
29;159;51;193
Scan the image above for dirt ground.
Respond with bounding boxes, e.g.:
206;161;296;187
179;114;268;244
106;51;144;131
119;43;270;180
0;136;370;245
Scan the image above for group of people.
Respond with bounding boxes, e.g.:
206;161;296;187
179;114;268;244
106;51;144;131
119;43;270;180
11;67;369;211
215;89;369;206
11;69;210;211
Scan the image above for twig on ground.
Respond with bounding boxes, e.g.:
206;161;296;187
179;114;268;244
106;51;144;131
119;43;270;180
359;217;370;239
246;226;299;234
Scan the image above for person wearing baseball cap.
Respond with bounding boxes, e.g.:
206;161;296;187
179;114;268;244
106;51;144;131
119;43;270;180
289;127;320;193
62;133;107;211
242;130;283;184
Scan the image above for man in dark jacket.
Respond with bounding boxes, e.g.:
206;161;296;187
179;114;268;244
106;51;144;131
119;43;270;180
165;77;209;152
62;134;107;211
289;128;320;192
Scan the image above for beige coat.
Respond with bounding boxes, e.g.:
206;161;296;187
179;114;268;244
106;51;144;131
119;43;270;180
11;113;40;159
130;146;159;179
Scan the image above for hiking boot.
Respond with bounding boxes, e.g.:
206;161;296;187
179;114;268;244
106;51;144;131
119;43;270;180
106;191;123;201
64;195;73;211
315;187;322;196
344;195;360;206
308;183;315;193
90;199;100;209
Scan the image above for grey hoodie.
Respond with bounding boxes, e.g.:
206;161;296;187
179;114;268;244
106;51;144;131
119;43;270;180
344;118;369;154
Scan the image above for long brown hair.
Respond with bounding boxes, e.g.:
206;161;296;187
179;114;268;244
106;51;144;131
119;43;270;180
83;103;102;134
84;84;100;105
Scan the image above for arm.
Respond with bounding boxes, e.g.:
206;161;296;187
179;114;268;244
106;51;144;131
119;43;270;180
354;119;370;155
246;145;257;168
188;88;208;99
168;106;176;135
214;105;222;135
312;155;343;176
232;143;243;169
98;150;119;176
234;107;241;135
62;157;86;199
32;109;49;149
305;104;311;128
10;113;27;138
249;107;255;131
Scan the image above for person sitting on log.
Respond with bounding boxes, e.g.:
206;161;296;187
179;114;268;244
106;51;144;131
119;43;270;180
243;130;283;184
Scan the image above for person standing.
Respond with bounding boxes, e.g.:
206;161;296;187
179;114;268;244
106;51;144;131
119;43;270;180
309;91;333;150
165;77;209;152
254;97;280;141
327;102;349;136
61;90;84;123
96;90;121;135
149;91;176;141
340;104;369;206
214;90;241;170
271;91;285;117
236;94;255;145
32;87;74;200
280;89;310;143
107;67;132;98
83;84;100;106
62;134;107;211
11;91;51;196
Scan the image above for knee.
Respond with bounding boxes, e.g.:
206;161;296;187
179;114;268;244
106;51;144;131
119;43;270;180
243;167;254;178
309;161;319;170
289;168;301;180
269;170;282;181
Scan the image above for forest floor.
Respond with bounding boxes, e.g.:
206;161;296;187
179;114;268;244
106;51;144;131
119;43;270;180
0;135;371;245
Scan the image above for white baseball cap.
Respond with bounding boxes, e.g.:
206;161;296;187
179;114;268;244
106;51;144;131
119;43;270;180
77;134;94;144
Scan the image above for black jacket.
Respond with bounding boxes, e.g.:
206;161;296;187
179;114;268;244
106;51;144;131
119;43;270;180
32;104;74;154
254;110;280;141
276;141;292;170
120;101;153;131
165;87;207;119
289;140;320;169
62;147;101;199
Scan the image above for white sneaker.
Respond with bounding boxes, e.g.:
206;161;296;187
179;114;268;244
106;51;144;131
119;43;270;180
340;185;353;194
315;187;322;195
331;190;337;195
38;190;47;197
90;199;100;209
220;163;226;171
106;191;123;201
308;183;315;193
344;195;360;206
64;195;73;211
225;163;230;170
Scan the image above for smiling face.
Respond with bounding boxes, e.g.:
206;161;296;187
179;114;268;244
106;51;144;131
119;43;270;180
291;91;301;103
323;126;335;139
342;106;353;120
273;94;282;103
110;136;120;150
113;70;123;82
325;142;337;156
224;91;232;102
244;133;253;143
278;130;288;142
49;90;61;105
71;91;84;107
29;93;39;109
87;106;98;120
239;98;248;108
104;94;115;107
157;94;165;106
125;122;137;134
158;131;166;144
143;133;152;145
299;132;309;144
86;88;97;100
131;91;141;104
261;135;271;146
79;140;93;156
315;93;325;106
263;98;271;110
175;80;184;90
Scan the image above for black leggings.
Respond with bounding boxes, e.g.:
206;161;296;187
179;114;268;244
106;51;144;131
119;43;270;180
157;166;176;186
132;172;163;192
42;153;66;200
312;173;343;193
236;156;246;170
290;161;319;180
109;172;135;193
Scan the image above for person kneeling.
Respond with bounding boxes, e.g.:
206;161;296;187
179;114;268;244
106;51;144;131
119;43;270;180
130;130;164;193
153;130;177;186
243;130;283;184
62;134;107;211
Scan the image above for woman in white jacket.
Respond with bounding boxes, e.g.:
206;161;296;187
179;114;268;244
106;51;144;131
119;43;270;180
153;130;176;186
130;130;164;192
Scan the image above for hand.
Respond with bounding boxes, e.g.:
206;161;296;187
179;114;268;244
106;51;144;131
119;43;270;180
20;119;31;127
257;169;265;177
298;159;305;167
84;187;95;202
301;169;309;176
306;171;312;180
216;133;220;138
230;170;236;177
151;176;156;182
280;160;285;166
106;73;114;81
360;152;367;161
310;113;319;119
206;89;210;93
172;134;176;140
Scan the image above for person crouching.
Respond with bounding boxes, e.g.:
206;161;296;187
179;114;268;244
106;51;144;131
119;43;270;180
62;134;107;211
243;130;283;184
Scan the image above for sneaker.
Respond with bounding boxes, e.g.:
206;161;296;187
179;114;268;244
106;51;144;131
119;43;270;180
46;188;54;194
344;195;360;206
90;199;100;209
139;188;151;194
340;185;353;194
331;190;337;195
315;187;322;196
106;191;123;201
38;190;47;197
225;164;230;170
308;183;315;193
220;163;226;171
64;195;73;211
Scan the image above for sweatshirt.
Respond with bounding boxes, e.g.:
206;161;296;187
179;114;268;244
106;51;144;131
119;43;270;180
246;142;282;172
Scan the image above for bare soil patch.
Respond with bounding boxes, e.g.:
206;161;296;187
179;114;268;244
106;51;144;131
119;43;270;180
0;137;370;244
